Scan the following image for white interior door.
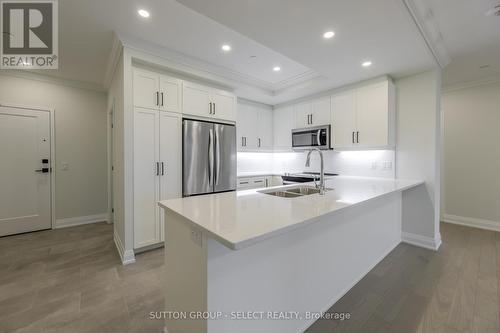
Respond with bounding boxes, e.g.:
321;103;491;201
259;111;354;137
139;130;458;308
0;107;51;236
159;112;182;242
133;107;160;248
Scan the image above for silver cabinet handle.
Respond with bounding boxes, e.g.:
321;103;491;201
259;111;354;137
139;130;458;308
213;103;216;114
258;138;261;147
310;114;313;125
317;130;321;146
156;92;159;106
161;92;164;106
209;102;212;114
35;168;49;173
352;131;355;144
356;131;360;143
155;162;159;176
161;162;165;175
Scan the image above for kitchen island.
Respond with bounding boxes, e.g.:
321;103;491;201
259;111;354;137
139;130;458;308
159;176;423;333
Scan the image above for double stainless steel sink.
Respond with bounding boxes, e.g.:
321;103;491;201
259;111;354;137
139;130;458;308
259;185;332;198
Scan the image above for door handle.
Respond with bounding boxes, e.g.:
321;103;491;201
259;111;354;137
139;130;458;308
161;92;164;106
310;114;313;125
208;129;214;187
356;131;360;143
209;102;212;114
215;129;220;186
161;162;165;176
352;131;355;144
156;92;159;106
156;162;159;176
258;138;261;147
35;168;49;173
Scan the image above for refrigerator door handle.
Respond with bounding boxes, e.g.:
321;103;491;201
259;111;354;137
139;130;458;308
215;128;221;186
208;128;214;188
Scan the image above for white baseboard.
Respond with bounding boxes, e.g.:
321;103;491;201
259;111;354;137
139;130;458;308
55;213;107;229
402;232;442;251
443;214;500;232
113;229;136;265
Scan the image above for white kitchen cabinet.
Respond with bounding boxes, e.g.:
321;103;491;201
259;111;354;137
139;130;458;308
355;82;391;148
331;89;356;148
237;176;271;189
237;102;273;151
257;107;273;150
133;69;181;113
273;106;294;151
183;81;236;121
331;80;395;149
134;107;181;249
294;96;331;128
237;103;258;150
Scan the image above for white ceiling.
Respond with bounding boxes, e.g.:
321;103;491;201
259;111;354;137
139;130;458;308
23;0;445;104
425;0;500;87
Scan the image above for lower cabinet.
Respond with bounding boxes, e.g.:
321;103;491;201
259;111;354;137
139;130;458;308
133;107;181;249
237;176;272;190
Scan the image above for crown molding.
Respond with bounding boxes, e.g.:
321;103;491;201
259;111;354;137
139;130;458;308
115;32;320;99
0;69;106;93
443;76;500;93
402;0;451;69
102;32;123;89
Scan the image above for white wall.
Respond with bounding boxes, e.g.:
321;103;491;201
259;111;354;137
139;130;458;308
395;69;442;249
237;150;395;178
442;81;500;230
0;73;108;224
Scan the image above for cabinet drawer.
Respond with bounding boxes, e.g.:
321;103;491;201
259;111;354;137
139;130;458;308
237;176;270;189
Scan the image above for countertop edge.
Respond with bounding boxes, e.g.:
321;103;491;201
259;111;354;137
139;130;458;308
159;179;425;251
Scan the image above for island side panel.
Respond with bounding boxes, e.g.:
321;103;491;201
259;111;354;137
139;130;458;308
206;192;402;333
164;208;208;333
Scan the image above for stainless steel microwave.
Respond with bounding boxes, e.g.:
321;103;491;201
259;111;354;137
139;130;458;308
291;125;331;150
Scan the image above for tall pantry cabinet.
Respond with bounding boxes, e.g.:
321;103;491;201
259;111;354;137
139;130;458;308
133;69;182;249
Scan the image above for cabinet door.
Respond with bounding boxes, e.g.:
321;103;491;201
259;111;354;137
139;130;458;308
331;90;356;148
356;82;389;147
311;96;331;126
211;89;236;121
237;103;258;150
257;107;273;150
182;82;211;118
273;106;294;150
133;70;159;110
133;108;160;248
294;102;312;128
158;112;182;242
159;76;182;113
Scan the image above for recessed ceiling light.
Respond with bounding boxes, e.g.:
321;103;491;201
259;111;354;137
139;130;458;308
138;9;150;18
221;44;232;52
362;61;372;67
323;31;335;39
273;66;281;72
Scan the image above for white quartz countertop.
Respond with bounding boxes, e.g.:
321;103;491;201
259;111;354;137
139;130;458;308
158;176;424;250
237;172;281;178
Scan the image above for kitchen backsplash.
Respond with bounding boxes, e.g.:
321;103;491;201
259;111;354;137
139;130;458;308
238;150;395;178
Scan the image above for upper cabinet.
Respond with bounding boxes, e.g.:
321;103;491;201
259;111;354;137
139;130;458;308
273;106;294;151
183;81;236;122
331;80;395;149
294;96;331;128
237;102;273;151
133;69;181;113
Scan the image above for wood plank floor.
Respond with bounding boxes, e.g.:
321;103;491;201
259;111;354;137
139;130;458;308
0;222;498;333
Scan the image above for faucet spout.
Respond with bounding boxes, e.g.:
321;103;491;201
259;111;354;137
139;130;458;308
304;148;325;195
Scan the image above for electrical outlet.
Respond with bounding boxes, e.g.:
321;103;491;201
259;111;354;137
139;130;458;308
191;228;202;247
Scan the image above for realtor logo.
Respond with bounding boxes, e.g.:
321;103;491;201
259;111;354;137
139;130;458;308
1;0;58;69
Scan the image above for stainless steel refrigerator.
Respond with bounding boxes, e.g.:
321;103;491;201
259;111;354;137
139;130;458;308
183;119;237;196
